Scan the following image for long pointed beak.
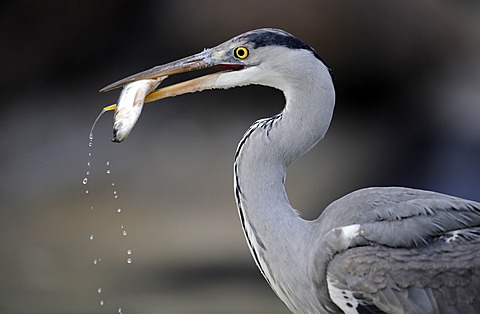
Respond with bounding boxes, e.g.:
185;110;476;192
100;49;244;103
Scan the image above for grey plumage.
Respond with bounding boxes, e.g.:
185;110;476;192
102;28;480;313
311;187;480;313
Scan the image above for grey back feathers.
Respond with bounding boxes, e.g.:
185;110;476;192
309;187;480;313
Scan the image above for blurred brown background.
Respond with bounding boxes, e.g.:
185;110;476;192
1;1;479;313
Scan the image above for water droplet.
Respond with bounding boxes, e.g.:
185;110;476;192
100;300;104;306
122;230;128;236
106;169;111;174
85;190;89;194
87;161;91;167
118;307;123;314
114;195;119;199
127;249;132;255
126;258;132;264
86;170;90;176
89;133;94;141
106;161;110;166
97;287;102;294
88;142;93;147
89;234;94;240
117;208;122;213
93;257;102;265
82;177;88;185
88;152;92;157
90;206;94;210
111;182;115;186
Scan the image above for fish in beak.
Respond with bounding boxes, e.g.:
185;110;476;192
99;47;247;142
111;77;166;142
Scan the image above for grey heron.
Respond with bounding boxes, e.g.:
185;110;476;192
101;28;480;313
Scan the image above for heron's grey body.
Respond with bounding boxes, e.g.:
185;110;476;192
229;29;480;313
103;28;480;313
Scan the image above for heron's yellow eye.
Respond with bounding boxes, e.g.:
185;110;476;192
234;46;249;59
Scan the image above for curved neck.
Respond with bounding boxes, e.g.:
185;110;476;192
233;61;335;312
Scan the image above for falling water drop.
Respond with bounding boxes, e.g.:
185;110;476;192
85;190;89;194
118;307;123;314
87;161;91;167
88;141;93;147
100;300;104;306
126;258;132;264
89;234;94;240
117;208;122;213
122;230;128;236
106;169;111;174
127;249;132;255
106;161;110;166
82;178;88;185
97;287;102;294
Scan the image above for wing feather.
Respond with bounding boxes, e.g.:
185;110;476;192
327;234;480;313
309;188;480;313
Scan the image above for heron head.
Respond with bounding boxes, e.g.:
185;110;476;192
100;28;330;103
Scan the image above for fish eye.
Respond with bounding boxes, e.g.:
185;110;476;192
234;46;249;59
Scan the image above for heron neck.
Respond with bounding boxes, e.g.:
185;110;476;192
233;72;335;312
